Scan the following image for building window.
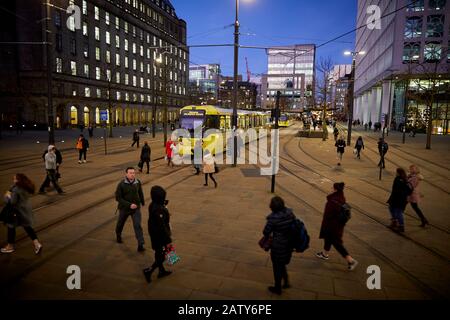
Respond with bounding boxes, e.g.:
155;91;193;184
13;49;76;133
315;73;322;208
54;11;61;27
426;15;445;37
115;35;120;48
124;22;128;33
96;67;101;80
85;87;91;97
125;92;129;101
133;59;137;70
125;74;129;85
140;45;143;57
116;72;120;84
403;43;421;62
70;38;76;55
424;42;442;62
116;53;121;66
132;43;136;54
82;0;87;15
71;61;77;75
429;0;446;10
106;50;111;63
117;91;121;100
94;6;99;20
407;0;424;11
55;34;62;52
106;69;111;81
106;31;110;44
147;79;150;89
140;62;144;72
404;17;422;38
83;43;89;58
56;57;62;73
125;57;129;68
140;77;144;88
105;12;110;25
133;75;137;86
96;88;101;98
83;22;88;36
95;27;100;41
115;17;119;30
84;64;89;77
96;47;100;61
125;39;129;51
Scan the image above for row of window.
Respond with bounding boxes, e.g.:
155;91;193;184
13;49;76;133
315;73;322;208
405;15;447;39
407;0;447;11
403;41;450;62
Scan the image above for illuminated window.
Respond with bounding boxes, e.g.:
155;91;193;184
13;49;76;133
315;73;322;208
429;0;446;10
424;42;442;62
56;58;62;73
96;67;101;80
94;6;99;20
95;27;100;41
404;17;422;38
95;47;100;61
70;61;77;75
106;31;110;44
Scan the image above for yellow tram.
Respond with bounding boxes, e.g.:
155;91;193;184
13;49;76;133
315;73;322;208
177;105;270;155
278;113;295;127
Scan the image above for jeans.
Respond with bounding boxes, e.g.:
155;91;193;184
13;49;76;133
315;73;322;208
78;149;87;161
389;206;404;226
39;169;63;193
324;237;349;258
410;202;427;222
115;209;144;246
8;226;37;244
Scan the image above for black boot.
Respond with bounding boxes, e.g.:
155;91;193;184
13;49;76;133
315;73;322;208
143;267;155;283
158;269;172;278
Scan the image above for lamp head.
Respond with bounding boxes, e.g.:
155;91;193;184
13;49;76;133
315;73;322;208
344;51;352;56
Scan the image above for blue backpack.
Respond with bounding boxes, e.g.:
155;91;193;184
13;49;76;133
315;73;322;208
288;218;310;253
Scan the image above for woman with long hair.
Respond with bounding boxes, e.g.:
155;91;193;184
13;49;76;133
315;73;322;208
316;182;358;270
1;173;42;254
387;168;412;232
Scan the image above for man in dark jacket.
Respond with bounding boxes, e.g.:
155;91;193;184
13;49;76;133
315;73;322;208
115;167;145;252
378;138;388;168
263;196;295;295
387;168;412;232
335;136;346;166
139;141;151;174
143;185;172;282
131;129;140;148
42;145;63;183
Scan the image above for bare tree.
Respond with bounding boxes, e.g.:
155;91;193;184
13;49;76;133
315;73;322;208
316;57;334;141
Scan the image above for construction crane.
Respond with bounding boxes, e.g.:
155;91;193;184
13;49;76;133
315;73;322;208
245;57;251;82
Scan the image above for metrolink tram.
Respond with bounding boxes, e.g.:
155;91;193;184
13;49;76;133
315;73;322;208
177;105;270;155
278;113;295;127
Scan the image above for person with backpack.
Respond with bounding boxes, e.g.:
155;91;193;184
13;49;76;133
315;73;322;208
335;136;346;166
387;168;413;233
354;136;364;160
378;138;388;169
115;167;146;252
333;127;339;142
407;165;429;227
139;141;151;174
262;196;296;295
316;182;358;271
143;185;172;283
76;134;89;164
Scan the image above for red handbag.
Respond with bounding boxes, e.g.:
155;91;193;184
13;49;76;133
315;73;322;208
258;235;272;251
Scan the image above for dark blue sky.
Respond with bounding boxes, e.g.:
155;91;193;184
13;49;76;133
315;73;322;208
171;0;358;77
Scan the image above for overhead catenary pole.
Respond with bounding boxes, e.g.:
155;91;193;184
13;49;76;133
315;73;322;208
271;91;281;193
232;0;240;167
347;56;356;146
45;0;55;145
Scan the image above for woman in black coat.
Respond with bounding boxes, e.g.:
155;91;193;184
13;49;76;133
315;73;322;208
139;141;151;174
143;186;172;282
316;182;358;270
262;196;295;295
387;168;412;233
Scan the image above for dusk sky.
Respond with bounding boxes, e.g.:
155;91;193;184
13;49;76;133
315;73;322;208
171;0;358;78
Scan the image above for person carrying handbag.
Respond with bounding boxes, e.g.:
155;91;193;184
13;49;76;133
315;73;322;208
202;149;217;188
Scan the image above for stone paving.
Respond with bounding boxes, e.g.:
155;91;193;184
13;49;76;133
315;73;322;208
0;123;448;300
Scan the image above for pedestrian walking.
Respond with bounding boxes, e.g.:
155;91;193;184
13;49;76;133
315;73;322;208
407;165;429;227
170;122;175;131
115;167;146;252
192;139;202;175
143;185;173;283
387;168;413;233
313;120;317;131
364;123;368;131
131;129;140;148
262;196;295;295
38;145;64;194
354;136;364;159
316;182;358;270
203;149;217;188
42;145;63;183
1;174;43;254
377;138;388;169
76;134;89;164
333;127;339;142
369;121;372;130
139;141;151;174
88;124;94;138
335;136;346;166
165;137;175;167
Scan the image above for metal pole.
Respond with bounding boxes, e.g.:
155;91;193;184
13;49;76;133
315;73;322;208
271;91;281;193
108;80;113;138
232;0;240;167
291;47;296;110
386;78;393;136
45;0;55;145
347;56;355;146
152;65;156;138
402;79;408;144
163;54;168;147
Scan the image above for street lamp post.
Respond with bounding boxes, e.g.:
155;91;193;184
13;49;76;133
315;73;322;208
45;0;55;145
232;0;240;167
155;51;170;147
344;50;365;146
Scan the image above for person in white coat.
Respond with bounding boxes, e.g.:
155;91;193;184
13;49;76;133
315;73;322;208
202;150;217;188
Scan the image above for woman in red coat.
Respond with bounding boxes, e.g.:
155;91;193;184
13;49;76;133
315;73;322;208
316;182;358;270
